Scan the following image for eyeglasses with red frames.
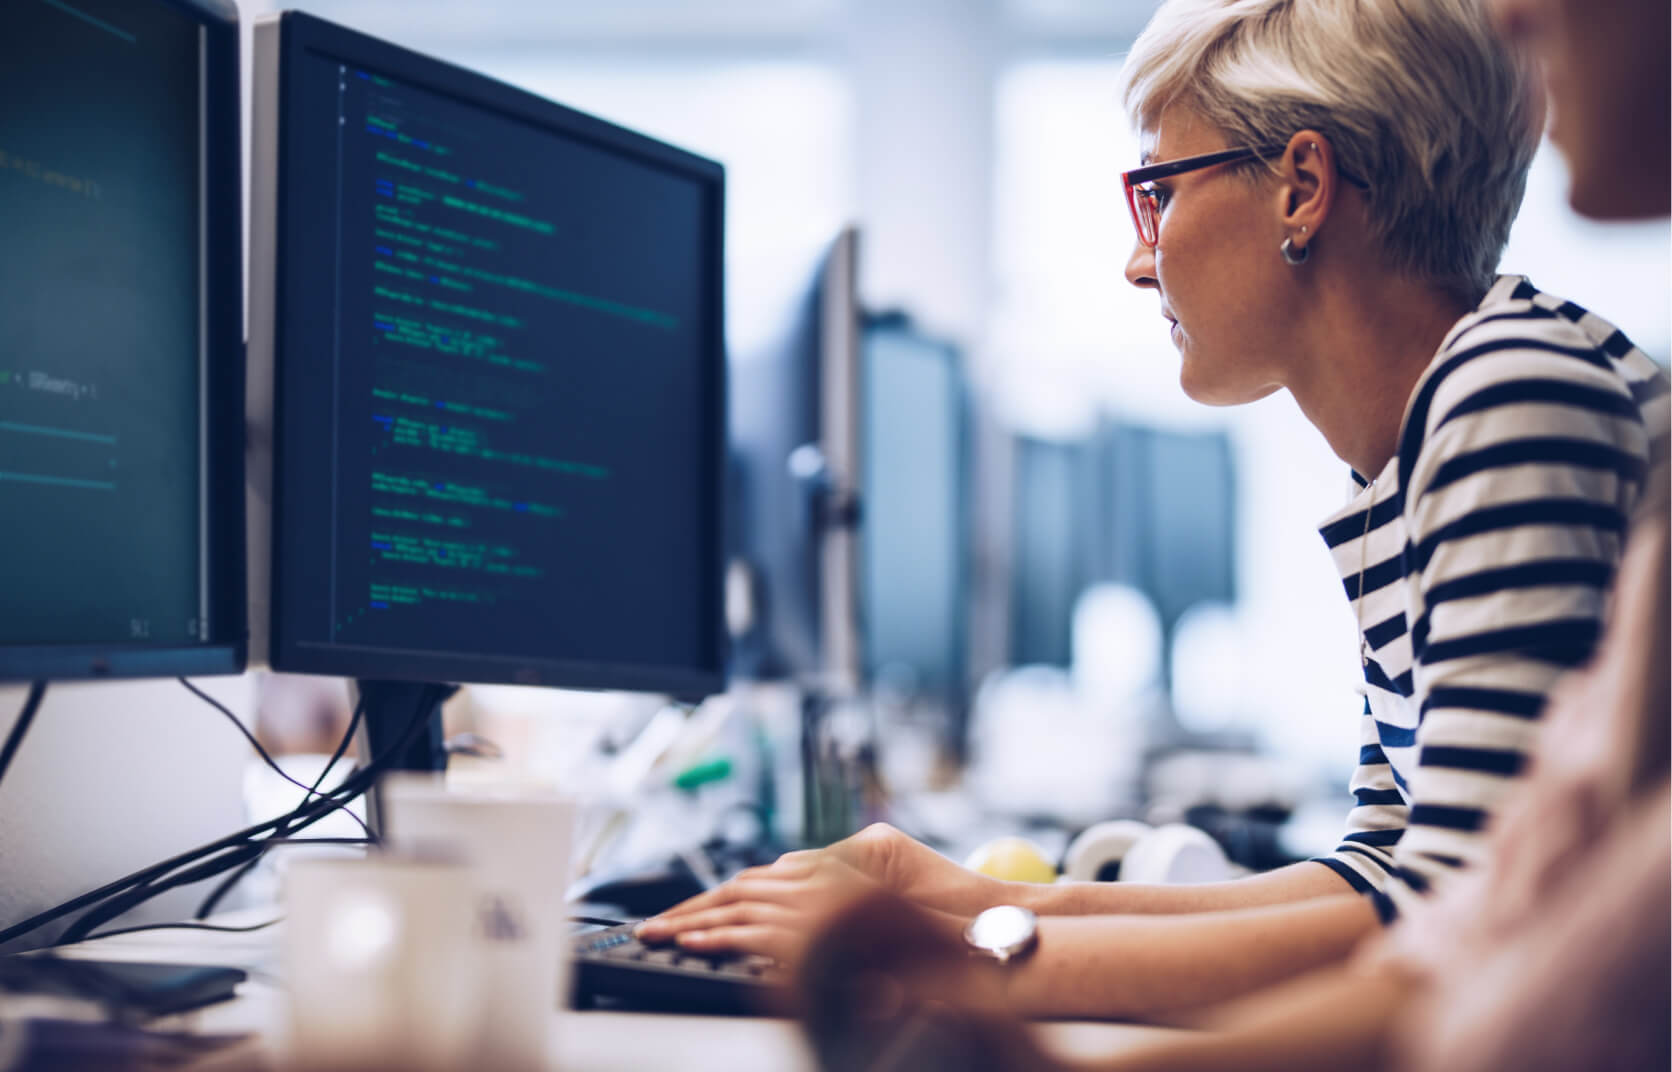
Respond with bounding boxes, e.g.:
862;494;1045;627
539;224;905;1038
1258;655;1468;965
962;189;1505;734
1121;144;1370;247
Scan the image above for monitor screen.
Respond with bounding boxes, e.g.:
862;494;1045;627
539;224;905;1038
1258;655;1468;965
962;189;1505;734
0;0;244;681
1009;435;1098;668
253;14;725;698
1095;420;1237;637
861;317;968;702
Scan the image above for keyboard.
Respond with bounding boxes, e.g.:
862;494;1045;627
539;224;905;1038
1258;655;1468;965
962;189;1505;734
570;920;781;1015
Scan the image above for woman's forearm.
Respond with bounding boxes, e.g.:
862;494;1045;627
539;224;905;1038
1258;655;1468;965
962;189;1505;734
1003;894;1380;1020
1009;860;1361;917
1063;964;1411;1072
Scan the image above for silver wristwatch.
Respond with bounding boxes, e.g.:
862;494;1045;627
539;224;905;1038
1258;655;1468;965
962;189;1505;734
963;905;1039;965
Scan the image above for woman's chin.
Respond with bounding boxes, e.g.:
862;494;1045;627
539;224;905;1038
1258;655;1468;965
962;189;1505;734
1179;365;1279;408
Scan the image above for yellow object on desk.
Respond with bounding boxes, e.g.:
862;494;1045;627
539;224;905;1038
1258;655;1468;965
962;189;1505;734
963;837;1058;883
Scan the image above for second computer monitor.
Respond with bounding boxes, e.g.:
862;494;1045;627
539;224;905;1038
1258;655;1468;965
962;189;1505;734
861;314;970;711
726;229;862;691
249;13;727;700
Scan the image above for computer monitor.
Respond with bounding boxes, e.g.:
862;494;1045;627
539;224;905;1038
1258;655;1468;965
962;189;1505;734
0;0;245;683
726;228;862;692
1008;434;1099;668
247;13;727;769
1007;422;1237;675
860;312;970;715
1094;419;1237;651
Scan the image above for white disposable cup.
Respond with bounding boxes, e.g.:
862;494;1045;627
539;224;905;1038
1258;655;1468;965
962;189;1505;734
381;774;575;1072
281;855;480;1072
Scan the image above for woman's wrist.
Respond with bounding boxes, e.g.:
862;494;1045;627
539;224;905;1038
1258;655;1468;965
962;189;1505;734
995;877;1062;914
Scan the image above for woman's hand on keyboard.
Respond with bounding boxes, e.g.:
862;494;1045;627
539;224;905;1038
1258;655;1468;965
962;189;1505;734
825;823;1013;916
633;849;883;969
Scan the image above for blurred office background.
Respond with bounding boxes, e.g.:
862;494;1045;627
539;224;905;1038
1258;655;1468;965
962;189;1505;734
229;0;1667;850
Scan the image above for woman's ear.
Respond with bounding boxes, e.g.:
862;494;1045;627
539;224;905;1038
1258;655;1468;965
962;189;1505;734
1276;129;1338;248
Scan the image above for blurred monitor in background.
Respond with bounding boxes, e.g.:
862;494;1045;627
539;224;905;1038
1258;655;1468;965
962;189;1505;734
1006;420;1237;684
1007;434;1098;668
1094;420;1238;687
860;311;972;729
726;228;862;692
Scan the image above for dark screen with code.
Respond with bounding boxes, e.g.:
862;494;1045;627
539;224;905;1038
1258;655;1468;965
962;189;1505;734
0;0;204;649
274;45;721;684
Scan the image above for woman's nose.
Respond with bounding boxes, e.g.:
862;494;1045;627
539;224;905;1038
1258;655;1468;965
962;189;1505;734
1125;238;1158;290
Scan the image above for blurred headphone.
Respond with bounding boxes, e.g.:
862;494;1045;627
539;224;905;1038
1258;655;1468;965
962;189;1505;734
1061;820;1235;885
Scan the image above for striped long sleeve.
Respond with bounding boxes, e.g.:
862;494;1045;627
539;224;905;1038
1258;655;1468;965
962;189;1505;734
1312;275;1668;920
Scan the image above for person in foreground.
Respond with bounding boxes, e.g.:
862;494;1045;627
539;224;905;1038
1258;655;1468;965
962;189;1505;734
788;0;1672;1064
638;0;1668;1022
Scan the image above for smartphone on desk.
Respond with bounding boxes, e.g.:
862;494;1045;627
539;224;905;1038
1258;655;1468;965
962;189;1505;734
0;957;247;1018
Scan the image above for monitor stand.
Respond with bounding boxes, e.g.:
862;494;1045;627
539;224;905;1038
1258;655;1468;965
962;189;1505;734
352;679;454;837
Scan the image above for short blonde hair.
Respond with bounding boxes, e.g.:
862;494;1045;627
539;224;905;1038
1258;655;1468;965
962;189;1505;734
1121;0;1538;302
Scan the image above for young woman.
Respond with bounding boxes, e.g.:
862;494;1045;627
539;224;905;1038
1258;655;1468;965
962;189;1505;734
641;0;1667;1022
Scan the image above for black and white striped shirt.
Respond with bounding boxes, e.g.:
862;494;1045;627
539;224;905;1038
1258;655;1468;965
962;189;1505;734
1311;275;1669;921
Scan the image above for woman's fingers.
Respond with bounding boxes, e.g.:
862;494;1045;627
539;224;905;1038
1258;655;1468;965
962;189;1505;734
649;853;824;921
639;900;792;941
674;923;800;965
641;878;815;934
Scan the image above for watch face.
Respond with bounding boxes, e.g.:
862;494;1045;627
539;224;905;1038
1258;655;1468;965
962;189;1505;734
966;905;1037;957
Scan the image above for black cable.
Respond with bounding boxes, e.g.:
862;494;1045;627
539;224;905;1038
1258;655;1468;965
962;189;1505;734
307;692;367;802
54;687;435;943
179;677;373;841
63;790;356;943
0;681;48;792
69;770;381;942
54;688;431;944
59;756;396;944
0;684;441;949
191;853;266;922
193;694;370;920
82;793;383;940
66;845;268;943
83;917;283;941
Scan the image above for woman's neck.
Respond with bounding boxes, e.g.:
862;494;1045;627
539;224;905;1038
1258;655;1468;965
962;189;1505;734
1285;273;1473;479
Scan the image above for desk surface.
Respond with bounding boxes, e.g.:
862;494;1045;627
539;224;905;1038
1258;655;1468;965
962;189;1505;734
51;910;1185;1071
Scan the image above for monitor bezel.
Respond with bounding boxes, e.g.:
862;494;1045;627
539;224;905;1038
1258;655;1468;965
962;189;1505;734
261;11;728;701
0;0;247;684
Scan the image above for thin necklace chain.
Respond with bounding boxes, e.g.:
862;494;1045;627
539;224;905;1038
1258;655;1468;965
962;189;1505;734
1356;480;1377;662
